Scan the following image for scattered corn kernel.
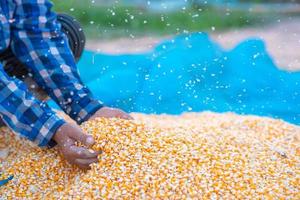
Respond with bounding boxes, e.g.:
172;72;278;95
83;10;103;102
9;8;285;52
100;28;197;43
0;112;299;199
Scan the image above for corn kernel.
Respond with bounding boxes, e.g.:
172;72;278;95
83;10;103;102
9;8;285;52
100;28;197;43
0;112;299;199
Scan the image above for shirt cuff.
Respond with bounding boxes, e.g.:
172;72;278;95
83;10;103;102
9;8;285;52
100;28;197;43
36;114;66;147
69;97;104;124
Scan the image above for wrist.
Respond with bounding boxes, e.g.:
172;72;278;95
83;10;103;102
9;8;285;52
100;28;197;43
37;114;66;147
67;97;104;124
79;102;105;124
52;122;67;145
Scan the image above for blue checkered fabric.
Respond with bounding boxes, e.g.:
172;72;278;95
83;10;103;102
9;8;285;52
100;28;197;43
0;0;104;147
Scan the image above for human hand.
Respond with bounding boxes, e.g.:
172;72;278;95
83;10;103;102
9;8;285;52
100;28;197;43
89;106;133;121
53;123;101;169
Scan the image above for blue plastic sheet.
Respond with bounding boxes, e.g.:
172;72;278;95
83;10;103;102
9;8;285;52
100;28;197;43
0;175;13;187
52;33;300;125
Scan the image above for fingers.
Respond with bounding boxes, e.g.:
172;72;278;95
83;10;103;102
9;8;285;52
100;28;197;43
54;123;95;147
74;158;99;169
61;145;101;169
104;108;134;120
90;107;133;121
118;111;134;120
55;123;102;169
112;108;133;120
68;145;100;159
68;125;95;147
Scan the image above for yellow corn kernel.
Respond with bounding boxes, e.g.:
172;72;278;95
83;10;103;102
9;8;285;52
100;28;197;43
0;112;299;199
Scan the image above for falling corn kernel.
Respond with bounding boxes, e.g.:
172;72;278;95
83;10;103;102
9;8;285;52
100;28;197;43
0;112;299;199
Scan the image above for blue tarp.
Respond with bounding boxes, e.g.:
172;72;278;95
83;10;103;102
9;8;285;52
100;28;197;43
0;175;13;187
54;33;300;125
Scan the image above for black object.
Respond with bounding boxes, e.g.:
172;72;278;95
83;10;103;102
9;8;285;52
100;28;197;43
57;13;86;63
0;13;86;79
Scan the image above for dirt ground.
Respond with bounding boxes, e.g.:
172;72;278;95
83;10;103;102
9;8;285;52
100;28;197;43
86;18;300;71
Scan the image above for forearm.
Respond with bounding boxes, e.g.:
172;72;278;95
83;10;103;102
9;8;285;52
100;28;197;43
0;66;65;147
10;0;103;124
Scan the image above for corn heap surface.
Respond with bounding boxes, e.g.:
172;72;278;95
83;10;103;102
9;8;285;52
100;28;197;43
0;112;299;199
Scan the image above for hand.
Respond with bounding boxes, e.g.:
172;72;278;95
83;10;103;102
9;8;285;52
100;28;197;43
53;123;101;169
89;106;133;121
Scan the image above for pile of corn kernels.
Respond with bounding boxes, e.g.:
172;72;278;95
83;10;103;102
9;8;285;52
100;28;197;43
0;112;299;199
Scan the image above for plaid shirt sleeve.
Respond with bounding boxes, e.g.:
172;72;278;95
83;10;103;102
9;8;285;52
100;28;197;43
9;0;104;124
0;63;65;147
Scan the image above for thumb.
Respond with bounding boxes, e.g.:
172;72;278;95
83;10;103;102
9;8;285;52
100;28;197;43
69;125;95;148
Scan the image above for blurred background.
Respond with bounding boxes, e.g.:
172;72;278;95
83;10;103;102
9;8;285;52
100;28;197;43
52;0;300;38
52;0;300;69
